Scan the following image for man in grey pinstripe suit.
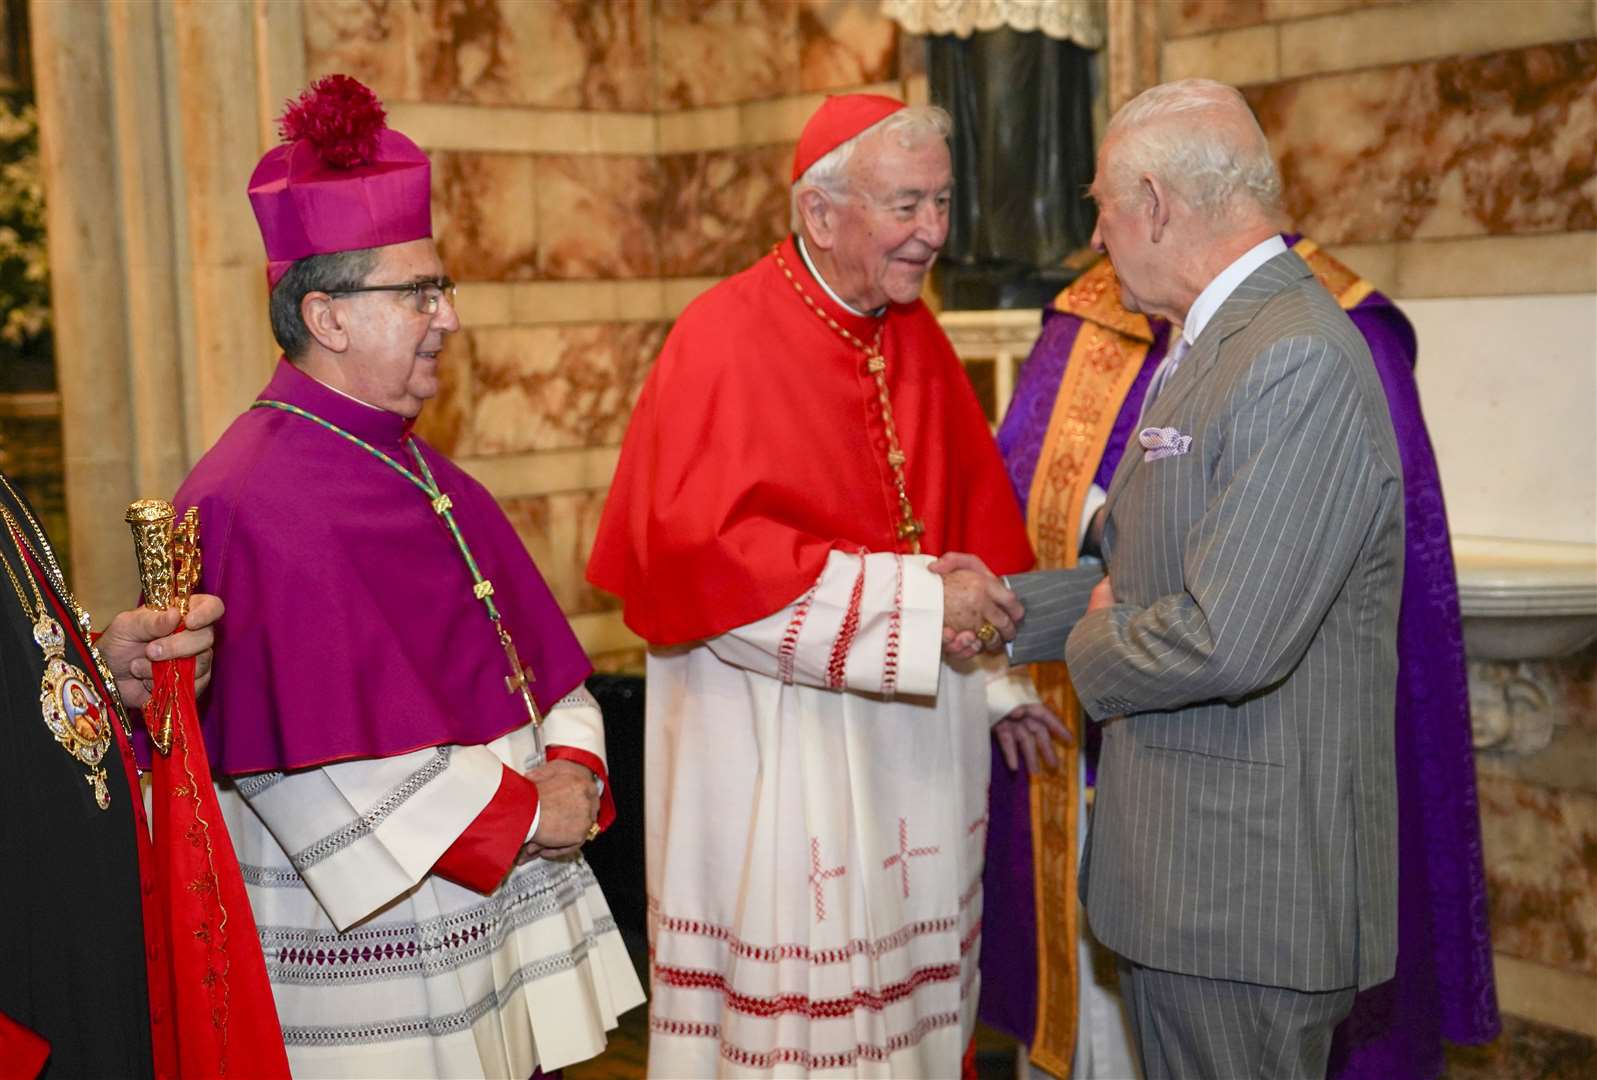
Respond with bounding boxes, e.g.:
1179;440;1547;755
991;81;1405;1079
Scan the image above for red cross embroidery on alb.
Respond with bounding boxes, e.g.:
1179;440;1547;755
808;838;846;923
881;817;939;899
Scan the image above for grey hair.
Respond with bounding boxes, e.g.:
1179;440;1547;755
268;247;380;359
1102;79;1282;221
789;104;953;232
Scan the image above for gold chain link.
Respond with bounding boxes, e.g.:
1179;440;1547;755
772;244;925;553
0;475;132;734
0;506;45;621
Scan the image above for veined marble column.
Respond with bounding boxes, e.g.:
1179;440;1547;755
30;0;303;617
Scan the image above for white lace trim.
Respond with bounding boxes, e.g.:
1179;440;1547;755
881;0;1106;49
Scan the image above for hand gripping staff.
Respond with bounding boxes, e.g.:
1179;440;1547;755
126;500;290;1079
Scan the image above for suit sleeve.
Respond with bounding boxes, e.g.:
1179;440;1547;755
1005;566;1107;664
1065;335;1396;719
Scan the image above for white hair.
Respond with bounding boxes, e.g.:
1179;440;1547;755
789;104;953;232
1102;79;1282;222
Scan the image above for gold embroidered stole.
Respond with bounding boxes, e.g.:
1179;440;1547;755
1291;236;1377;310
1022;257;1153;1075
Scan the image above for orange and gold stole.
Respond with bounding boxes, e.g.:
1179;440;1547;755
1022;258;1153;1075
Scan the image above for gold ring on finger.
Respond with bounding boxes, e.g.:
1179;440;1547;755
976;622;999;644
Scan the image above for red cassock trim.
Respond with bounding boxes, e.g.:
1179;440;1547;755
0;1012;49;1080
433;765;538;894
588;234;1033;646
653;962;960;1019
546;744;616;833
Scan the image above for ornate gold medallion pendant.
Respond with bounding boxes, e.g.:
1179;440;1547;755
35;613;112;809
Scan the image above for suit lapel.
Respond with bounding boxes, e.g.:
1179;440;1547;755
1101;251;1317;529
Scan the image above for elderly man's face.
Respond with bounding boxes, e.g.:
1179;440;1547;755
828;133;952;310
331;238;460;418
1089;135;1160;316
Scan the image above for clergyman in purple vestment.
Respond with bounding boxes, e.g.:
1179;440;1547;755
166;75;644;1077
984;234;1499;1079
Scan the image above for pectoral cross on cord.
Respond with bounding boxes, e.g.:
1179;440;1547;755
500;627;545;757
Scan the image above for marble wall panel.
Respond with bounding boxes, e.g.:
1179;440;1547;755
501;489;618;615
1164;0;1268;38
1445;1015;1597;1080
431;151;539;281
1246;41;1597;247
411;328;473;457
463;321;668;456
798;0;898;93
1161;23;1279;86
1477;771;1597;976
657;144;792;277
1164;0;1401;37
1277;0;1596;84
1262;0;1399;21
898;30;926;80
655;0;800;109
533;155;662;280
408;0;652;110
303;0;417;102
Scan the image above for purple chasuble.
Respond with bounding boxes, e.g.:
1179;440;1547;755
982;245;1499;1077
161;358;592;775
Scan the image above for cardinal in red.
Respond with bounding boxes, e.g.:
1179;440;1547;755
589;94;1059;1079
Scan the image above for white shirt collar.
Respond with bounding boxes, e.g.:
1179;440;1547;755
1180;234;1288;347
795;235;884;317
310;372;387;413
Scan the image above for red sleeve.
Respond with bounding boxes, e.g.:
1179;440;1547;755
547;745;616;834
432;765;538;894
0;1012;49;1080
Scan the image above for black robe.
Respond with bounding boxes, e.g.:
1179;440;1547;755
0;475;153;1078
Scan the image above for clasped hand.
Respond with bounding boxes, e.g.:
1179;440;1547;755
518;759;600;863
930;552;1023;660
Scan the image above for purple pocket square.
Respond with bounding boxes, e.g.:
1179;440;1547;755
1140;425;1192;461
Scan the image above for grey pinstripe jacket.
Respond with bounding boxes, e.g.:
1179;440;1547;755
1007;251;1404;993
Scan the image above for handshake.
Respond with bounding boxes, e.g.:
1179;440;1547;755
931;551;1022;661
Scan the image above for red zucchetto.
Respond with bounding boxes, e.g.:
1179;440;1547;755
790;92;907;182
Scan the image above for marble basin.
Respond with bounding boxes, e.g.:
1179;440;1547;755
1453;535;1597;661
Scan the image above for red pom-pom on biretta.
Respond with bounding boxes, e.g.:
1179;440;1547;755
279;74;388;169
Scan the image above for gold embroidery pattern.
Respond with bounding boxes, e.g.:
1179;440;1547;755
1023;318;1151;1074
177;707;237;1069
1049;258;1154;342
1290;237;1376;310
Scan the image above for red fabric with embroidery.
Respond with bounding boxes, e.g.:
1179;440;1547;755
588;235;1034;645
144;628;291;1078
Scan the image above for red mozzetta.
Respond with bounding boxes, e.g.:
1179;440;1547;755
589;235;1034;645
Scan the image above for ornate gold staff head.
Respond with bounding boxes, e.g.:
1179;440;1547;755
125;499;176;610
125;500;202;755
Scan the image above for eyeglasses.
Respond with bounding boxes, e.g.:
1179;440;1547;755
329;277;458;315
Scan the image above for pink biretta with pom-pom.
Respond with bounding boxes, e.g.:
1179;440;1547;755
248;74;432;286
